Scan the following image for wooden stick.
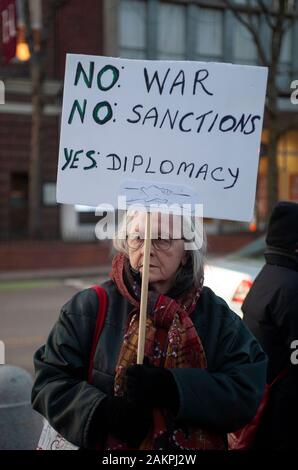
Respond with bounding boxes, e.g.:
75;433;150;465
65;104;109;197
137;211;151;365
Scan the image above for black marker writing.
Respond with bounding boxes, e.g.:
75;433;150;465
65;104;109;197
126;105;260;136
143;67;213;96
61;147;240;190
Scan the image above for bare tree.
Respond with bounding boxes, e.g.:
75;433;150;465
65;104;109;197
223;0;298;216
27;0;69;238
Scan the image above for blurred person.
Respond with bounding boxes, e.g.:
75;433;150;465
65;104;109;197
31;211;266;450
242;201;298;450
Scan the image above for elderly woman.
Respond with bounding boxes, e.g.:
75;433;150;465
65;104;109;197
32;211;266;450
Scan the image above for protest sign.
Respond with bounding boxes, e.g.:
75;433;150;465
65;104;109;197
56;54;267;221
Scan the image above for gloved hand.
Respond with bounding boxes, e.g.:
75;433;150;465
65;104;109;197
125;359;179;413
102;395;153;448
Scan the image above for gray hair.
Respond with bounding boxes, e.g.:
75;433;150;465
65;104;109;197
113;210;206;287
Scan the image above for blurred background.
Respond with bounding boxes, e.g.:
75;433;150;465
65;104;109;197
0;0;298;376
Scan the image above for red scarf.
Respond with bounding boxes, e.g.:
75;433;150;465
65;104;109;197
105;253;225;450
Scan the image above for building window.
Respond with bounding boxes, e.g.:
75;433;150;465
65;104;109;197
278;21;293;90
119;0;146;59
9;172;28;237
289;174;298;201
233;15;259;64
232;0;259;5
157;3;186;60
43;182;57;206
194;8;224;61
75;205;107;226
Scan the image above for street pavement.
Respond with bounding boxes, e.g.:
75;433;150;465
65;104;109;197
0;274;109;377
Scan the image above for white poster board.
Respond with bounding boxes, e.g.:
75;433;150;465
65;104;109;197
56;54;267;221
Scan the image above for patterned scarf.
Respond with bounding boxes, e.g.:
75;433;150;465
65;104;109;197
106;252;225;450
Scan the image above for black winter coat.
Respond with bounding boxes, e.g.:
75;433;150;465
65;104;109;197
32;281;266;449
242;252;298;450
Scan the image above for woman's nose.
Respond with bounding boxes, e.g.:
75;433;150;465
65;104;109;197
140;238;156;257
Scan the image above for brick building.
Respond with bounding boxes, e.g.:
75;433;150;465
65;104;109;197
0;0;105;240
0;0;298;242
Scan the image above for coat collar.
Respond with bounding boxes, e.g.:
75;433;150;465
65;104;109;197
265;247;298;273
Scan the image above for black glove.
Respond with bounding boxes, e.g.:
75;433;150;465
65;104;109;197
99;395;152;448
125;359;179;413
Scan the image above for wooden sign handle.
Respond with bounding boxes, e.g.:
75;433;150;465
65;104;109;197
137;211;151;365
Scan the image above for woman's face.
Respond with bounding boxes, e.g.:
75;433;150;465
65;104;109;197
127;212;187;294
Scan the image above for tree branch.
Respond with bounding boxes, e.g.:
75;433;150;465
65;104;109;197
257;0;275;29
271;0;288;62
222;0;269;66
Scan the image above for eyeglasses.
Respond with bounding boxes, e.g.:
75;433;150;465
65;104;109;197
127;235;175;251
